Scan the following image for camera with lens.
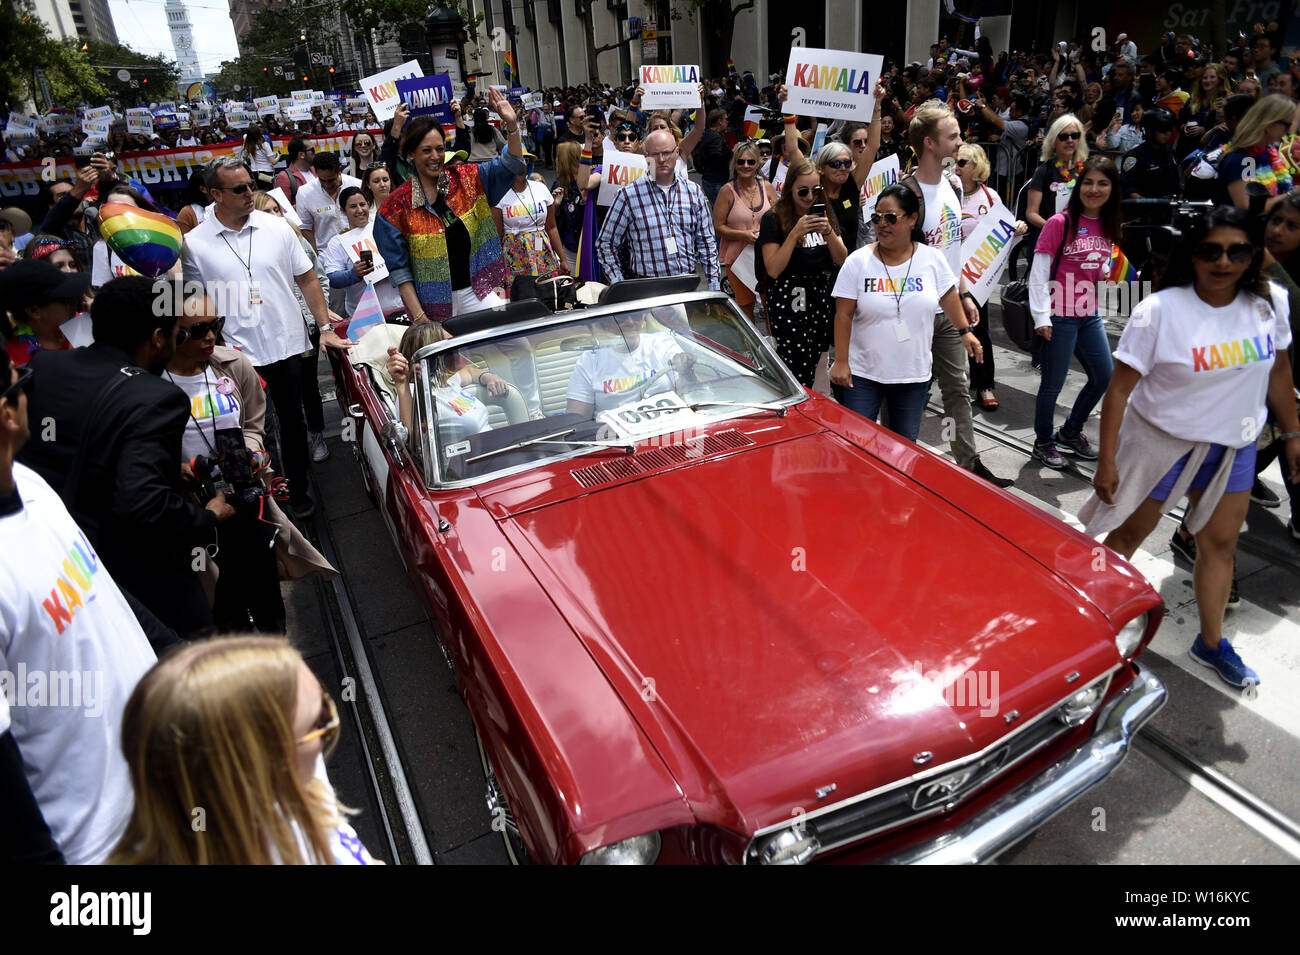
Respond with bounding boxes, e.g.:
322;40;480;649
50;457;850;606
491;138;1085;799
191;429;268;513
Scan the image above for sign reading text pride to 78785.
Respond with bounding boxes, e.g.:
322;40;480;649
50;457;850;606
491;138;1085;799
638;64;701;110
782;48;882;121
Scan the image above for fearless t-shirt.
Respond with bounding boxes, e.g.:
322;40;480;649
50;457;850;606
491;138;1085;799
1116;284;1293;447
566;333;683;412
1034;213;1114;318
832;243;957;384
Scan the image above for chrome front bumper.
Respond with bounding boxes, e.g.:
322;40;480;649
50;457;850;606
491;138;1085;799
881;663;1167;865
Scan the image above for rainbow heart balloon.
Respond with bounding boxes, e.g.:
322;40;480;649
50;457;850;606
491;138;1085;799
98;201;182;278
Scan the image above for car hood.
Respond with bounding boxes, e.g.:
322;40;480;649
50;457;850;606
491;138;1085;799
497;432;1123;834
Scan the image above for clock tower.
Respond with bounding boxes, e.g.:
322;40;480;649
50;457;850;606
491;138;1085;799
165;0;204;87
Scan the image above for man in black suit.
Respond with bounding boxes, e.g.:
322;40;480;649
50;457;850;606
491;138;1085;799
16;274;234;638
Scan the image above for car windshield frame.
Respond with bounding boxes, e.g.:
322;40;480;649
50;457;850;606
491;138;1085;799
409;290;808;489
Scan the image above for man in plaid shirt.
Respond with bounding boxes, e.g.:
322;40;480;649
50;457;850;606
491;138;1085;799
597;129;721;290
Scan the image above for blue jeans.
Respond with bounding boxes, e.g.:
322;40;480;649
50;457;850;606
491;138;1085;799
702;179;725;207
842;376;929;441
1034;314;1113;443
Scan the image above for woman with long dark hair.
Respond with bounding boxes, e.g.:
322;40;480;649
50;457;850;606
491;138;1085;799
1083;206;1299;687
756;158;847;388
1028;154;1120;468
345;131;378;178
467;107;507;162
238;123;276;182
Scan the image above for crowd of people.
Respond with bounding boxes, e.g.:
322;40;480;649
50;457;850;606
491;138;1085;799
1;23;1299;866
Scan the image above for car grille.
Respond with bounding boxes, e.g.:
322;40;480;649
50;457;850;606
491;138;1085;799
745;701;1076;863
571;429;754;488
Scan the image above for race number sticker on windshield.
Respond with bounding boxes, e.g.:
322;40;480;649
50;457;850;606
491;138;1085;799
597;390;699;440
444;440;471;458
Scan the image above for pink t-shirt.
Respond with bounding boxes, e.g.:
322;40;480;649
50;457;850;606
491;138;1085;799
1034;213;1115;317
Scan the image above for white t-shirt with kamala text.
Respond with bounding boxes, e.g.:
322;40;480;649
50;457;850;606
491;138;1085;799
833;243;957;384
1116;284;1293;448
918;175;963;288
495;181;553;237
567;333;684;413
165;370;243;464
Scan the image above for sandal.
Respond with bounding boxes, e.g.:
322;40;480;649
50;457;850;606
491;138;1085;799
979;390;999;411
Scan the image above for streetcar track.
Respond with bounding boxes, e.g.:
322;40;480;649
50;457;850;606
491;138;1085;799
307;475;433;865
927;400;1300;575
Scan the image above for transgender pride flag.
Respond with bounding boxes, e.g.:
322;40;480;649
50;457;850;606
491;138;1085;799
347;282;386;341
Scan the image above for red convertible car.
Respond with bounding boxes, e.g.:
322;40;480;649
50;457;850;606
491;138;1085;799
332;277;1167;865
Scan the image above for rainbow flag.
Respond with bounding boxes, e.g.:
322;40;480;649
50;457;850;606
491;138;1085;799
347;281;385;341
1107;244;1138;284
503;52;517;87
726;59;737;76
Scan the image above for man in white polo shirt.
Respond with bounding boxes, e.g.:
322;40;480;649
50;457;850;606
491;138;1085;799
182;156;351;518
294;150;361;252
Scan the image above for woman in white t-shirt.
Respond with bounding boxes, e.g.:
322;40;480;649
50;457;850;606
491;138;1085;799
493;155;569;280
831;183;980;441
110;635;380;864
320;187;403;316
1087;206;1300;689
237;125;277;177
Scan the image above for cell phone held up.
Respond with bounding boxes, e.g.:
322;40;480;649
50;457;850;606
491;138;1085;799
359;249;373;268
809;202;826;218
803;203;828;248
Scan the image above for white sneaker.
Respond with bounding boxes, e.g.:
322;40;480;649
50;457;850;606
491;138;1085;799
309;431;330;463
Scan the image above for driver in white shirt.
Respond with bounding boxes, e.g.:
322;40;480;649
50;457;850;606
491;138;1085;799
566;312;695;417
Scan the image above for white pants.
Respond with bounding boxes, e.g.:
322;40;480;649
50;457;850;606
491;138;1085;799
450;287;506;315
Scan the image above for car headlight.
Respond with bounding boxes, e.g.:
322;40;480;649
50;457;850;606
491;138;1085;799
1115;612;1148;659
578;832;662;865
1056;673;1112;726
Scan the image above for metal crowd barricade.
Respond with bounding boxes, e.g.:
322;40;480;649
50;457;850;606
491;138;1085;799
968;140;1036;209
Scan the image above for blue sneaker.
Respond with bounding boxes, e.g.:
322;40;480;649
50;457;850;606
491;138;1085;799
1189;635;1260;688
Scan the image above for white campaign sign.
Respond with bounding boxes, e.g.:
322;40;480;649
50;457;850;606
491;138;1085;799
361;59;424;122
638;64;701;109
859;153;900;223
597;147;649;206
728;244;757;292
338;224;390;284
254;95;280;117
958;197;1018;306
782;48;882;121
126;115;153;136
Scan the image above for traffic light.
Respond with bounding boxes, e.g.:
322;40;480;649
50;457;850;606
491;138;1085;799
302;76;309;83
142;76;148;85
300;32;307;41
263;66;268;73
328;67;335;74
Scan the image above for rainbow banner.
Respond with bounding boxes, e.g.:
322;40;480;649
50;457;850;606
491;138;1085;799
503;51;517;87
97;201;182;277
0;130;385;201
726;59;737;76
1107;244;1138;284
347;281;385;341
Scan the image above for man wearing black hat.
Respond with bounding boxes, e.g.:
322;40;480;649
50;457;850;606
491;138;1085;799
15;274;235;639
0;259;89;367
1120;107;1181;199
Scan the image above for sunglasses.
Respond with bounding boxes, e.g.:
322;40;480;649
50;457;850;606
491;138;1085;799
735;158;757;166
851;139;869;147
1192;241;1255;264
218;183;253;195
614;133;638;142
870;212;908;225
795;186;823;198
956;158;971;167
176;316;226;343
365;162;388;171
824;159;851;169
1;365;34;404
297;690;341;755
1057;131;1082;141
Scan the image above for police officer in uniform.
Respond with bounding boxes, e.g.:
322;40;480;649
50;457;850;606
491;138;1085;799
1120;107;1181;199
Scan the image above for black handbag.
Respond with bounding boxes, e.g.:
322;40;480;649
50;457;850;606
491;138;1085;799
999;219;1068;355
510;273;583;312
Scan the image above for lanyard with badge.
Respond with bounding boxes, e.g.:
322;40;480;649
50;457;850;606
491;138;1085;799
655;183;679;256
880;244;917;342
220;227;260;307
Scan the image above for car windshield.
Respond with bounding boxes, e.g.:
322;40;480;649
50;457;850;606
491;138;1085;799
414;297;804;485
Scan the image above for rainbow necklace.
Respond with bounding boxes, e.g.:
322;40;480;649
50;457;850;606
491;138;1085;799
1227;142;1293;195
1053;157;1083;183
